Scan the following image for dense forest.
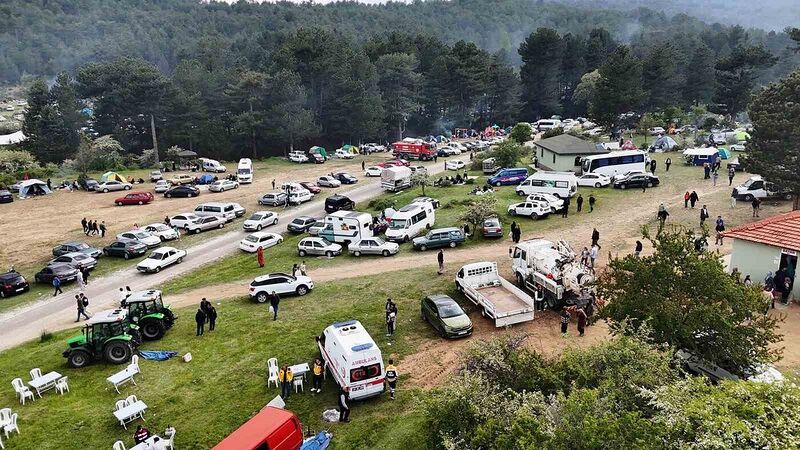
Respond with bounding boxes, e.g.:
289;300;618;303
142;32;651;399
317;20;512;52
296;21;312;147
4;0;800;162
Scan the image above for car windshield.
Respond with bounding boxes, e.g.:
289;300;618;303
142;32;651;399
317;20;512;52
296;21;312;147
147;252;165;260
389;218;408;229
245;235;260;243
373;238;386;245
485;218;500;227
74;243;89;250
133;231;149;238
319;238;334;246
250;214;264;221
291;219;304;225
438;302;464;319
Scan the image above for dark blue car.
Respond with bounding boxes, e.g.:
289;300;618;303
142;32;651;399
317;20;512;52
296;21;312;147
487;168;529;186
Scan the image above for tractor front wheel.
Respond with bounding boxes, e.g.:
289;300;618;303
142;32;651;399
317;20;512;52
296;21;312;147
140;319;166;341
104;341;133;365
68;349;92;368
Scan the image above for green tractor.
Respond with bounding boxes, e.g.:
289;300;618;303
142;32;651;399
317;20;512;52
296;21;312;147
62;309;141;369
122;289;177;341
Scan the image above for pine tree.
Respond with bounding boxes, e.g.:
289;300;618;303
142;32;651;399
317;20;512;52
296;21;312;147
642;43;678;110
519;28;563;119
682;43;715;105
590;46;643;129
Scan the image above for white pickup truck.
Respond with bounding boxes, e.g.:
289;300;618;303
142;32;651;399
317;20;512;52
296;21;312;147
455;261;535;327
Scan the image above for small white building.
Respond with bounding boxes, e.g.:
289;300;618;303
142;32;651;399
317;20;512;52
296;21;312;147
532;134;607;172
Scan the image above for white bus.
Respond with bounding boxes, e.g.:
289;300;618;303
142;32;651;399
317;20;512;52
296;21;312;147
237;158;253;183
580;150;648;177
385;202;435;242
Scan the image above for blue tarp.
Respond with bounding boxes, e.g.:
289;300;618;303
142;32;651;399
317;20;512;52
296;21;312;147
197;174;215;184
300;432;332;450
139;351;178;361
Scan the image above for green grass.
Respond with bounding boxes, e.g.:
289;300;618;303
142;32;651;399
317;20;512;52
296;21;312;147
0;268;454;449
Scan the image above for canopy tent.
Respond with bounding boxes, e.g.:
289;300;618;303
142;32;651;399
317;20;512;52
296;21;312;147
341;144;359;154
734;130;751;141
621;140;638;150
0;130;27;146
652;135;677;151
18;179;52;198
310;146;327;157
177;149;197;158
717;147;731;159
100;171;126;183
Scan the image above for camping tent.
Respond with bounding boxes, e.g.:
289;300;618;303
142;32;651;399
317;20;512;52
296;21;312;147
100;171;126;183
342;144;359;154
734;130;751;141
652;135;677;152
18;179;52;198
717;147;731;159
310;146;327;158
621;140;638;150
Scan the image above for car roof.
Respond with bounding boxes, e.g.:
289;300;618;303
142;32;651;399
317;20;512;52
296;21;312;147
427;294;456;305
63;241;86;246
152;246;177;253
249;231;279;238
430;227;461;233
48;263;75;271
0;271;22;279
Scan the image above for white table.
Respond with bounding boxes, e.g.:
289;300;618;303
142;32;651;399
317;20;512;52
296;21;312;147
107;366;139;393
289;363;310;377
129;434;162;450
28;371;61;397
113;400;148;429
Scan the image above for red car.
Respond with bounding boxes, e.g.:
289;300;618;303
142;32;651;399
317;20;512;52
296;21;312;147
299;181;322;194
114;191;154;206
386;159;410;167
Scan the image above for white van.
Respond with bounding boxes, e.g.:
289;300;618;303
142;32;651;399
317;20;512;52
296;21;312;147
515;171;578;198
199;158;227;173
385;202;435;242
194;202;245;222
280;182;313;204
318;211;372;244
317;320;385;400
535;119;561;131
237;158;253;183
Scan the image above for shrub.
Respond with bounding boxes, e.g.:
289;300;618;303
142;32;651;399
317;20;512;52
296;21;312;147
541;127;564;139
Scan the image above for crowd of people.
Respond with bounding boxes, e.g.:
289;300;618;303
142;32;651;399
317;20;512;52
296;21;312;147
80;217;107;237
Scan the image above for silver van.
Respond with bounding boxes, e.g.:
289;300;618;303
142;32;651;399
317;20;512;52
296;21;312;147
194;202;246;222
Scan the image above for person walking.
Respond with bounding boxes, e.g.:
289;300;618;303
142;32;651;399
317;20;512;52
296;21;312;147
437;249;444;275
91;220;98;236
300;261;307;275
195;307;206;336
560;307;570;336
576;194;583;212
700;205;709;225
650;159;657;174
588;194;596;213
269;291;280;320
76;269;85;291
712;171;719;186
385;299;398;337
715;216;725;245
81;217;88;235
561;196;570;218
635;240;643;257
580;247;590;267
684;191;690;208
703;163;711;179
271;179;276;190
257;246;265;268
338;388;351;422
590;244;599;270
665;157;671;172
534;285;545;311
576;307;587;337
361;160;365;171
730;188;737;208
81;267;90;286
75;294;90;322
728;166;735;186
208;305;217;331
311;358;324;393
689;191;699;208
591;228;600;247
99;221;107;237
752;197;761;218
385;359;398;400
52;276;63;296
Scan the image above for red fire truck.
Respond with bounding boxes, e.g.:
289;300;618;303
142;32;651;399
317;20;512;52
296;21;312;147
391;141;435;161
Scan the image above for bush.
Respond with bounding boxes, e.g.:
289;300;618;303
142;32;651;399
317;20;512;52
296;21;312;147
541;127;564;139
510;123;533;143
366;197;397;211
0;120;22;134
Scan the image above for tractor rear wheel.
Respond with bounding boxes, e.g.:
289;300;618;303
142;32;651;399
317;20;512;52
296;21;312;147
67;349;92;368
104;341;133;365
140;319;166;341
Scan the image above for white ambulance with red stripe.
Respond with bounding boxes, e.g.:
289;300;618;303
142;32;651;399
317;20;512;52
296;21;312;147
317;320;385;400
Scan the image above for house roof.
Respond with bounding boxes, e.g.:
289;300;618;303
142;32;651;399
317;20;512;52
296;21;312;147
534;134;607;155
722;210;800;251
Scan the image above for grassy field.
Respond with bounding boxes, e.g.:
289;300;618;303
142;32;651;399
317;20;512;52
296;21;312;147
0;268;454;449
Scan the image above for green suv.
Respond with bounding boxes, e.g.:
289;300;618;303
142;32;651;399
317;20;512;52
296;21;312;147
123;289;177;341
412;227;465;251
62;309;141;368
420;294;473;338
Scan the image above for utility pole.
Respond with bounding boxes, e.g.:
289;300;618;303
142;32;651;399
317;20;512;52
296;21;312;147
150;114;160;166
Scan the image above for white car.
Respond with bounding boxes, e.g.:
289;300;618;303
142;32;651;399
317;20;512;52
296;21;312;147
150;170;163;181
243;211;279;232
317;175;342;188
526;193;564;213
508;201;551;219
348;238;399;257
170;213;201;229
364;166;383;177
144;223;179;241
307;219;326;236
209;179;239;192
730;143;746;152
249;272;314;300
96;181;133;193
116;230;162;248
48;252;98;270
154;180;171;193
297;237;342;257
445;160;466;170
185;215;225;234
334;149;355;159
289;190;313;205
288;153;309;163
239;232;283;253
136;247;186;273
577;173;611;188
648;127;666;135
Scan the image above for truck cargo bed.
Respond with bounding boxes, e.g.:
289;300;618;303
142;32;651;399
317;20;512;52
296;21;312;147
476;285;531;314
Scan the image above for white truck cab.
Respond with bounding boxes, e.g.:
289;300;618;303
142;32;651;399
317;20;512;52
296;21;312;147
317;320;385;400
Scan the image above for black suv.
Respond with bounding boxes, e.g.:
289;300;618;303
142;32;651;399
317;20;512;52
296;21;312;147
0;271;29;298
325;194;355;213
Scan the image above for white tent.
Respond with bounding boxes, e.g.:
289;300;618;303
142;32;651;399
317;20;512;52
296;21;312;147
18;179;52;198
0;130;26;146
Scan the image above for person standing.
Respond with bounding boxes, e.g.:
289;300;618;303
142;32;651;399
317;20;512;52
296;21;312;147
311;358;324;393
560;308;570;336
700;205;709;225
257;246;265;268
590;244;599;270
665;157;671;172
81;217;88;235
119;287;128;306
76;269;85;291
576;194;583;212
712;171;719;186
650;159;657;174
534;285;545;311
385;359;398;400
730;188;737;208
561;196;570;218
752;197;761;218
437;249;444;275
271;179;276;190
591;228;600;247
81;267;90;286
208;305;217;331
588;194;596;213
300;261;307;275
635;240;643;257
195;307;206;336
728;166;735;186
715;216;725;245
576;308;587;337
99;221;107;237
270;291;280;320
684;191;690;208
704;163;711;179
164;216;171;226
689;191;699;208
338;388;351;422
580;247;590;267
75;295;90;322
52;276;63;296
361;160;365;171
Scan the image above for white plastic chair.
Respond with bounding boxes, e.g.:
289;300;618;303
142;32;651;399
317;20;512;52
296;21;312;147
29;368;42;381
293;375;304;393
114;400;127;412
125;394;138;406
267;358;279;388
2;414;18;439
0;409;10;427
11;379;34;405
130;355;140;373
112;440;127;450
0;431;4;449
56;376;69;395
164;427;176;450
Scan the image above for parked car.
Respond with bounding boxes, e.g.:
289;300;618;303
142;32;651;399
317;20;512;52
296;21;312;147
209;179;239;192
298;237;342;257
445;160;466;170
0;270;29;298
102;240;148;259
52;242;102;258
577;173;611;188
258;192;288;207
613;173;660;189
136;247;187;273
49;252;98;270
144;223;179;241
730;143;747;152
169;213;201;229
508;201;551;219
421;294;473;338
243;211;279;231
287;216;318;233
308;219;326;236
412;227;466;251
334;172;358;184
185;215;225;234
481;217;503;237
96;181;133;193
348;237;399;257
318;175;342;188
0;190;13;203
239;232;283;253
35;263;79;284
610;170;646;183
648;127;666;135
386;159;410;167
334;149;355;159
288;190;313;205
149;170;163;181
168;174;195;185
299;181;322;194
153;180;171;193
525;193;564;213
324;194;354;213
288;153;309;163
674;350;784;384
248;272;314;301
164;185;200;198
117;230;162;248
82;179;100;191
114;192;154;206
364;166;383;177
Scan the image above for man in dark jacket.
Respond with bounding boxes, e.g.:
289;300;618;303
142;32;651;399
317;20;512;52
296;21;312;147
195;308;206;336
270;291;280;320
208;305;218;331
689;191;699;208
700;205;710;225
591;228;600;247
437;249;444;275
576;194;583;212
338;389;351;422
588;194;596;212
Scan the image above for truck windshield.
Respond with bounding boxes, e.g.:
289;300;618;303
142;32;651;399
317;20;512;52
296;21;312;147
237;169;250;175
389;219;408;229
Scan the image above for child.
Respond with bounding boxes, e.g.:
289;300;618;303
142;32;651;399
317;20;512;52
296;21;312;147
560;308;570;336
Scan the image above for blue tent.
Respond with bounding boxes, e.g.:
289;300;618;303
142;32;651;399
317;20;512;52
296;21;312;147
197;174;215;185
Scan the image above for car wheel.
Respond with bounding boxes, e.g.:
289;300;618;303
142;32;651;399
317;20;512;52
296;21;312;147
419;245;427;251
620;184;627;190
125;185;131;190
509;209;517;216
595;182;601;188
166;193;172;198
784;193;793;201
382;250;390;257
104;341;132;364
745;194;754;201
326;251;334;257
123;253;130;260
116;201;122;206
177;257;183;264
449;241;457;248
219;223;224;229
299;249;307;257
140;319;166;341
103;188;109;193
256;224;262;231
494;181;501;187
296;285;309;296
138;201;143;205
531;212;539;220
155;266;161;273
103;249;109;256
647;182;653;188
255;292;268;303
273;219;278;225
234;184;238;189
353;251;361;257
189;193;194;197
278;239;283;244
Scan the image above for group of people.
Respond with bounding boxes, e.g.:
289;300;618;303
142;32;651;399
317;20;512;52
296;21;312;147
194;298;218;336
74;292;90;322
132;424;174;449
80;217;107;237
434;171;470;186
469;185;494;195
